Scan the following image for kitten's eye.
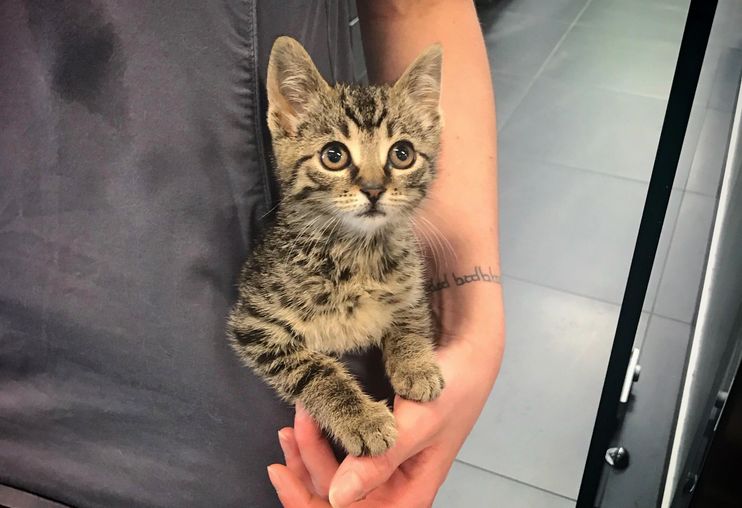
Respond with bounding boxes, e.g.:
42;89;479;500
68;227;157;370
388;141;416;170
320;142;351;171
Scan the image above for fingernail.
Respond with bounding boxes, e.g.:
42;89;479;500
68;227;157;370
277;431;288;457
329;472;363;508
267;465;281;493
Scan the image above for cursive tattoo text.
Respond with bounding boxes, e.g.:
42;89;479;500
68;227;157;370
426;265;501;293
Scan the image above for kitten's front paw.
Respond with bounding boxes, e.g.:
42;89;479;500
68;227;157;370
336;400;397;457
391;361;445;402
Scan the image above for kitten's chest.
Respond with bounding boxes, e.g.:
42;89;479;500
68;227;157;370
297;274;420;353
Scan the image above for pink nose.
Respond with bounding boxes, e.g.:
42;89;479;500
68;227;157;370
360;187;385;203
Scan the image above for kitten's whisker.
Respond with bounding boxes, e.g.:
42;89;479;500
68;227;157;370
427;230;443;275
259;201;281;220
428;221;450;272
321;218;342;256
419;204;458;238
283;216;321;265
285;217;318;255
307;217;338;261
417;216;447;274
410;216;441;275
406;216;428;261
418;215;458;262
304;220;330;258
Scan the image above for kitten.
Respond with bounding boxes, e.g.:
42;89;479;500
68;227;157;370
227;36;444;457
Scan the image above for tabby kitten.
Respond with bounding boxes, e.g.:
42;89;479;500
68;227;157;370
227;36;444;457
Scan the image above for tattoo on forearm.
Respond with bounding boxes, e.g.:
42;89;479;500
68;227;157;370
426;265;501;292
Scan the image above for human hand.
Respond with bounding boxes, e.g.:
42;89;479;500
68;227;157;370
267;322;503;508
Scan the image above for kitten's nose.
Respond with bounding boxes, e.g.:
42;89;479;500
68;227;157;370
360;186;386;204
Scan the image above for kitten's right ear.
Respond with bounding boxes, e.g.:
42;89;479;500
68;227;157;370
267;36;329;136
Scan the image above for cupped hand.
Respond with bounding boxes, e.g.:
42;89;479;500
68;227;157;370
267;327;502;508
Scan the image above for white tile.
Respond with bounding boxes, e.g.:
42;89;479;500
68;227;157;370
503;0;590;22
499;156;680;306
435;461;575;508
499;79;667;182
542;25;681;99
492;72;531;131
483;12;571;78
459;278;629;498
576;0;688;44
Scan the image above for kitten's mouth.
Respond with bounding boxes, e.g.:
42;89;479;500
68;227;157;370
357;208;386;218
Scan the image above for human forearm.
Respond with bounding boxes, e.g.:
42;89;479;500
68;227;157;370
359;0;502;362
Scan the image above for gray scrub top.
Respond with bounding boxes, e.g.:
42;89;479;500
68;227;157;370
0;1;387;507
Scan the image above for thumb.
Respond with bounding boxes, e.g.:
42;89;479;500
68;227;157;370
329;397;438;507
328;451;402;508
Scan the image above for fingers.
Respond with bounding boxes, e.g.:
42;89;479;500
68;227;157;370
278;427;314;492
267;464;331;508
329;452;402;508
349;449;447;508
328;397;438;508
294;403;340;498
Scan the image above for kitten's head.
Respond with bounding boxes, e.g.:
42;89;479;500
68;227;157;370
266;36;442;235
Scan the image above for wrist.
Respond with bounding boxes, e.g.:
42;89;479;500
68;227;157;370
432;279;505;366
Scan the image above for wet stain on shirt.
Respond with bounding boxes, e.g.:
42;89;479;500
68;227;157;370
26;0;127;126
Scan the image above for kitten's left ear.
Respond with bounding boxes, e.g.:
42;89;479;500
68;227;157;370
393;44;443;112
267;36;330;135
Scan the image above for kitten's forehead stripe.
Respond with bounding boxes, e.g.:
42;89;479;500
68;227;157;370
339;121;350;139
386;120;395;139
344;105;364;130
340;85;390;132
374;108;387;129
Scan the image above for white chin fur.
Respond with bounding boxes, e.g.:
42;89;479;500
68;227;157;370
340;212;393;235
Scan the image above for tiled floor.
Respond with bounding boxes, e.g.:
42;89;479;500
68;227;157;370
437;0;742;505
435;461;575;508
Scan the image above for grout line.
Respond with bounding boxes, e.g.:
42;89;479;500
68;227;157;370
500;274;696;327
494;0;596;132
492;2;724;129
500;152;658;186
453;459;577;502
501;274;625;308
502;149;725;199
543;80;672;102
514;0;595;99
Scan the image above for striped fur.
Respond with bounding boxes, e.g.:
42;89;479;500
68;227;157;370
227;37;444;456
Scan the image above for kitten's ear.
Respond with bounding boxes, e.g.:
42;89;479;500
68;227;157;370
393;44;443;111
267;36;329;135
